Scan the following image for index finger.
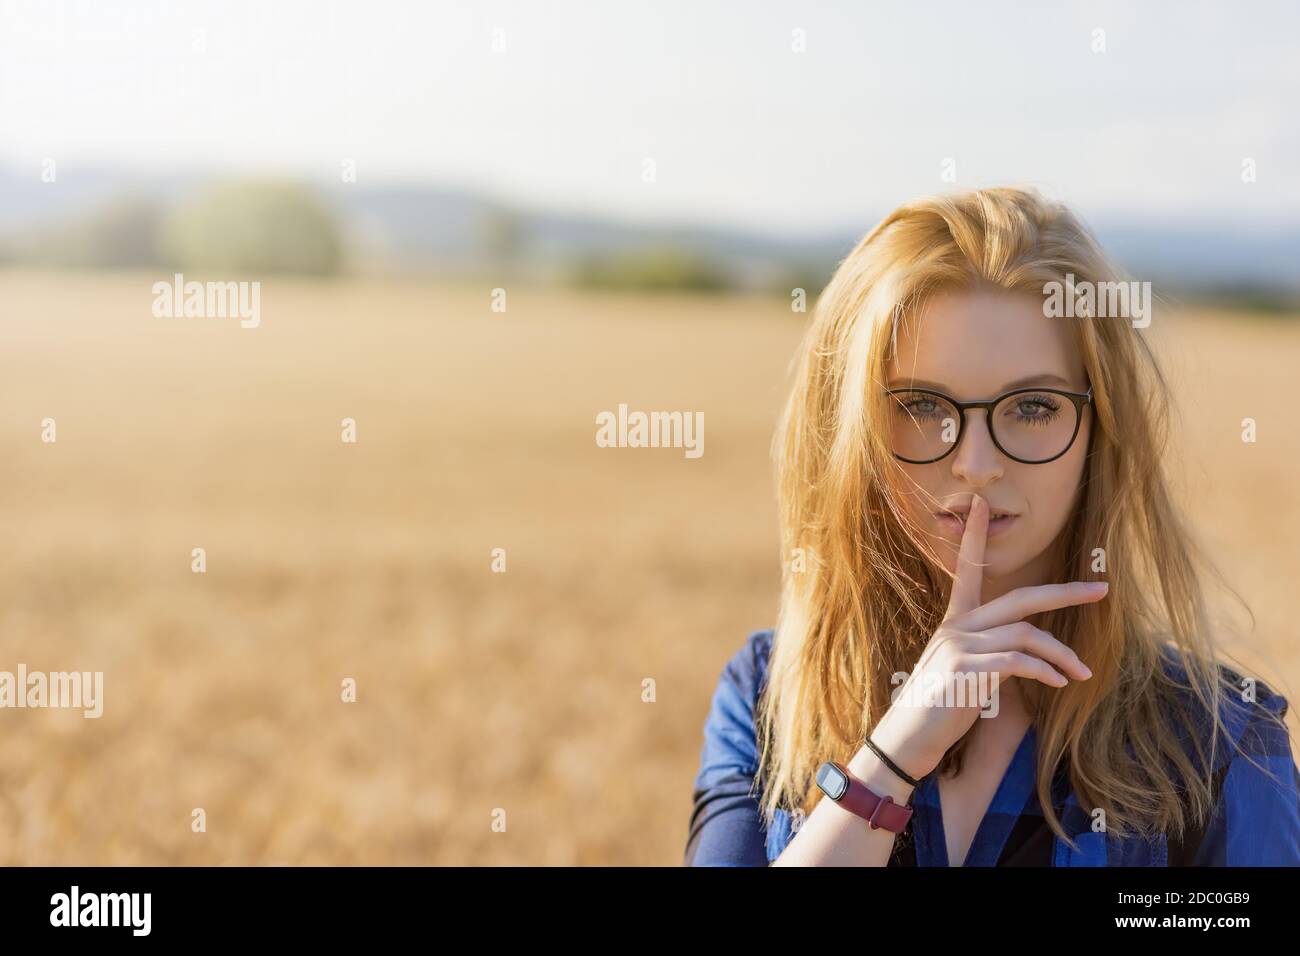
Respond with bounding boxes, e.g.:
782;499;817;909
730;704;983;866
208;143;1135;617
944;493;988;620
961;580;1109;631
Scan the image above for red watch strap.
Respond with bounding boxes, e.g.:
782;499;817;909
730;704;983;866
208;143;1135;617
831;761;914;832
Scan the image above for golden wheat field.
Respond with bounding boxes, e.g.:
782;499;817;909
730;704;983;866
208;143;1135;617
0;268;1297;865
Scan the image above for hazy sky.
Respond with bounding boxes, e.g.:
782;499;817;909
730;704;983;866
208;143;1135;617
1;0;1297;236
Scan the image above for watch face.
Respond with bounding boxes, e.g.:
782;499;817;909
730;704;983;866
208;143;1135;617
816;762;848;801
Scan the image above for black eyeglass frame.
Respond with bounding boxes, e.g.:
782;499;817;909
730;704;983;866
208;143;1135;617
885;385;1094;465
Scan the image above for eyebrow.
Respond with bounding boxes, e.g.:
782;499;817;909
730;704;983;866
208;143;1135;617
885;373;1078;392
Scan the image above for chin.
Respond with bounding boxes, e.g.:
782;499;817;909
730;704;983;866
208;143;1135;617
979;559;1016;583
967;546;1025;582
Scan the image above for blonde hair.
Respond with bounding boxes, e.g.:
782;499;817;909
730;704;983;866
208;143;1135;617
759;185;1288;846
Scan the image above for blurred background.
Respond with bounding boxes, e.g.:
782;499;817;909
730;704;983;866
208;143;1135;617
0;0;1297;864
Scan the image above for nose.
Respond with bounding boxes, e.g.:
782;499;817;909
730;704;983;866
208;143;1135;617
950;409;1004;486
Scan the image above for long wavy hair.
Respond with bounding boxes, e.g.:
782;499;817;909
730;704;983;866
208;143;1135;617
757;185;1289;846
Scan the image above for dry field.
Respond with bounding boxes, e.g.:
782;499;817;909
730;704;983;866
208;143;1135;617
0;268;1296;864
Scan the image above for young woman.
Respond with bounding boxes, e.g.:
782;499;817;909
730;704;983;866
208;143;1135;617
685;186;1300;866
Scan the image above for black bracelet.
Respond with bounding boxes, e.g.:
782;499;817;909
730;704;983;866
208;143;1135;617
863;735;922;788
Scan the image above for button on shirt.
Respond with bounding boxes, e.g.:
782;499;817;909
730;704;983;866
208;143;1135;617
685;630;1300;866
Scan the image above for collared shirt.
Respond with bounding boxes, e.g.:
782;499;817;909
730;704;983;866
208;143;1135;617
685;629;1300;866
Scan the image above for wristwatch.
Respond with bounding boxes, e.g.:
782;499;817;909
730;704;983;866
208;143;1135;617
815;761;914;833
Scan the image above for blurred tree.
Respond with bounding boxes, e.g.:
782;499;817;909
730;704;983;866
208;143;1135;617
16;197;165;268
78;198;166;267
479;205;524;269
767;261;832;302
160;180;342;275
571;245;731;292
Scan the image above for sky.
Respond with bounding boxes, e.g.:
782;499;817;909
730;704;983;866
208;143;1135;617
1;0;1297;237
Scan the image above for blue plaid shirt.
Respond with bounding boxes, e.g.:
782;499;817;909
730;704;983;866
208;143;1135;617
685;629;1300;866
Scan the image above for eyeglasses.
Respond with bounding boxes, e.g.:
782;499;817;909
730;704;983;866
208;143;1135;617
885;385;1093;465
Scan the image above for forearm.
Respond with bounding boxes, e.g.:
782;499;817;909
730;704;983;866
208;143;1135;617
771;721;928;866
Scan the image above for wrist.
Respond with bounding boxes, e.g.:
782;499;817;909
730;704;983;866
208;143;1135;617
847;745;917;806
818;759;915;834
867;717;940;782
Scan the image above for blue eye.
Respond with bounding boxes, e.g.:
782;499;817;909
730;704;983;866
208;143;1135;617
905;398;941;417
1007;394;1062;425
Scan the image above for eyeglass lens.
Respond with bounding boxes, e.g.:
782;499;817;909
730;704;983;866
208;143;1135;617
889;390;1080;463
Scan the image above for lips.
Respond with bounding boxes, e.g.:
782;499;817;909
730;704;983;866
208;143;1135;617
933;493;1014;520
933;506;1019;538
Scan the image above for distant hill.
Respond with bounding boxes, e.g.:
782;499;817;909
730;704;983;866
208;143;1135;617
1;162;1297;297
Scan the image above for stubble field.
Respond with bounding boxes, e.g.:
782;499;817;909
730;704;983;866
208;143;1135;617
0;269;1295;864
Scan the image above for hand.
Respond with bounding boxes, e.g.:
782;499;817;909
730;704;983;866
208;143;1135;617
870;493;1105;780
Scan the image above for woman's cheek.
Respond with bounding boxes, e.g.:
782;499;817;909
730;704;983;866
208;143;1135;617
1012;475;1076;569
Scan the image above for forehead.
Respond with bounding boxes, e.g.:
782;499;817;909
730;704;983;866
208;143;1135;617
887;289;1084;397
